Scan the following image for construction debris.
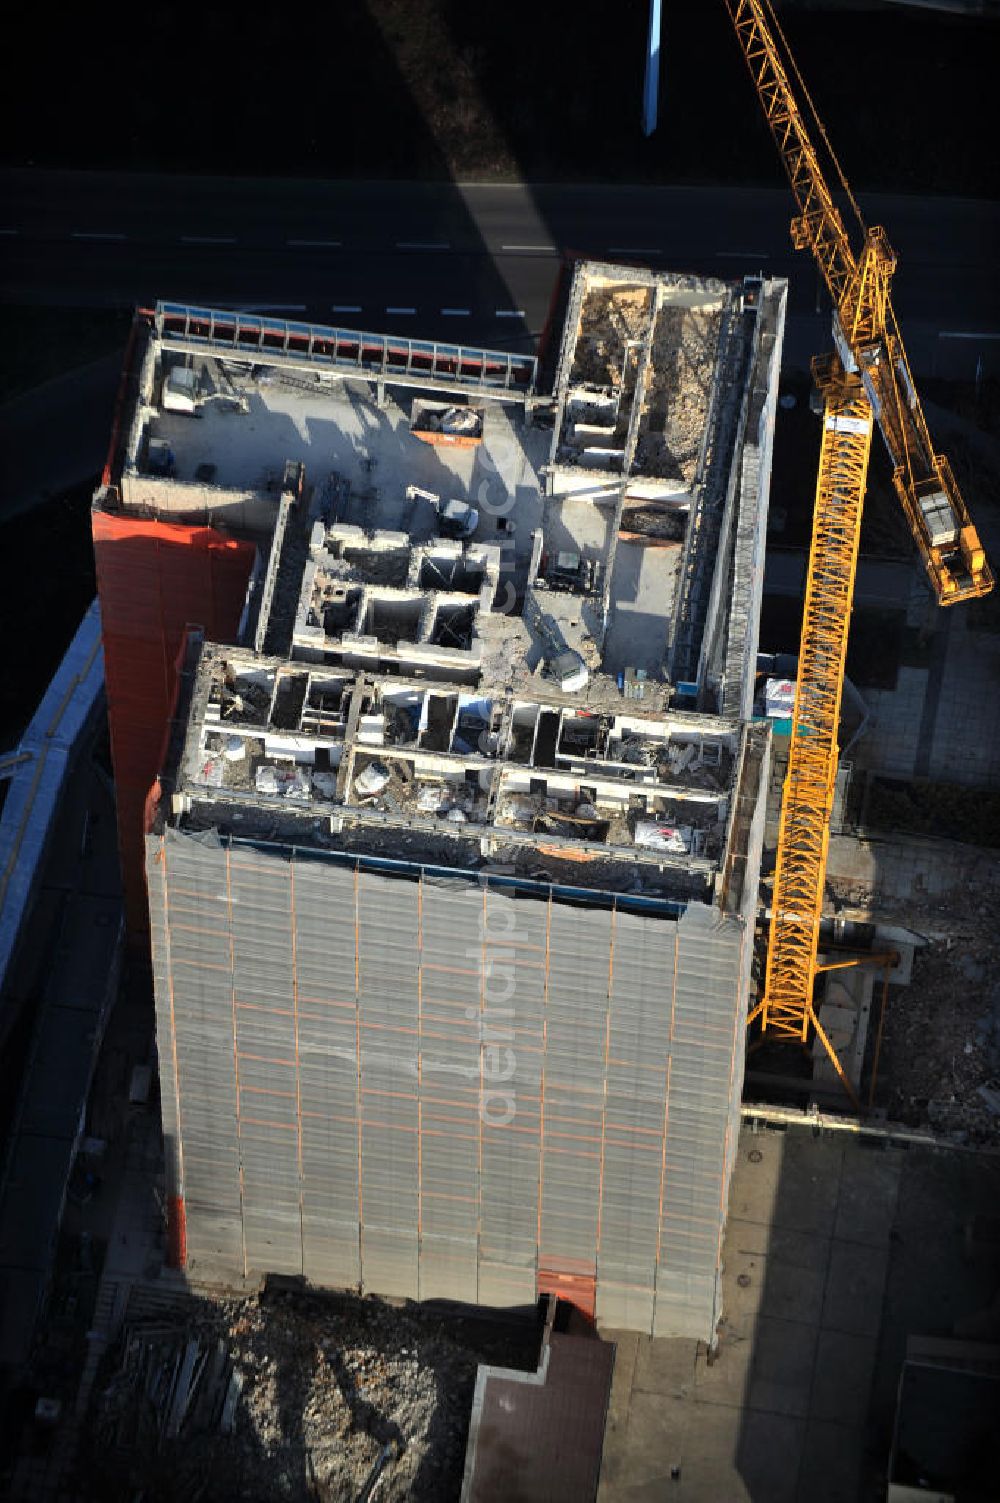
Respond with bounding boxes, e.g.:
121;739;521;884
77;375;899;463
80;1285;540;1503
570;286;651;388
872;888;1000;1146
634;304;723;484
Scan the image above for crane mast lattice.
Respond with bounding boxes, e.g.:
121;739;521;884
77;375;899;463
724;0;993;1098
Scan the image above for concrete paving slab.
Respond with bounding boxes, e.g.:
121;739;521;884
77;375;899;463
832;1145;902;1248
600;1127;1000;1503
693;1330;754;1408
766;1223;830;1270
770;1136;844;1237
821;1240;889;1338
794;1419;864;1503
726;1136;783;1225
599;1390;688;1493
758;1258;827;1327
746;1314;819;1419
734;1408;806;1503
632;1336;698;1399
809;1329;877;1426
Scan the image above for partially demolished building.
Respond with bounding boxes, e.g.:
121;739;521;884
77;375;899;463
94;262;786;1338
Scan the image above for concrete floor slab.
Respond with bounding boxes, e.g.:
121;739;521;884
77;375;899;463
723;1213;770;1260
674;1395;743;1468
602;543;681;679
765;1223;830;1271
717;1240;765;1331
603;1330;639;1434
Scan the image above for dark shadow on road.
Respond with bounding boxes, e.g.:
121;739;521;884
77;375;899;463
726;1121;1000;1501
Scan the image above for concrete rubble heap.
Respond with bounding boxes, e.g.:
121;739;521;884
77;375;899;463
81;1286;539;1503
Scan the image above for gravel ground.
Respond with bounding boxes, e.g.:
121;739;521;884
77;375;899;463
875;888;1000;1147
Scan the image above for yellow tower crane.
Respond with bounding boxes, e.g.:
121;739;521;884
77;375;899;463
723;0;993;1104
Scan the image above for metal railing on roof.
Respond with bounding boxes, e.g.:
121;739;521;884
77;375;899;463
155;303;537;396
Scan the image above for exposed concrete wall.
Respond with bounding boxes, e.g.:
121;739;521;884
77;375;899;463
120;475;279;535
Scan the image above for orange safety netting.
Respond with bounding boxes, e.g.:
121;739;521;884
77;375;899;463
93;511;256;936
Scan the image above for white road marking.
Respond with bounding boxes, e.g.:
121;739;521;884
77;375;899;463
441;307;471;316
0;228;18;236
386;306;417;315
716;250;770;259
236;303;307;313
939;329;1000;340
181;235;237;244
608;246;662;255
287;238;342;248
331;304;362;313
71;230;126;241
496;309;525;318
502;243;557;253
396;241;450;251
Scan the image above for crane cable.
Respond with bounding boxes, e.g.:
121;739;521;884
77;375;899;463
759;0;867;242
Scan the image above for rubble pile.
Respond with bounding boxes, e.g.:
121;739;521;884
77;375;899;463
81;1286;539;1502
618;502;687;543
877;889;1000;1146
635;305;723;484
571;287;652;388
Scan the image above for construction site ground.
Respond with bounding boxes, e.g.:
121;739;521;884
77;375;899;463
77;1283;539;1503
760;738;1000;1148
13;1089;1000;1503
599;1121;1000;1503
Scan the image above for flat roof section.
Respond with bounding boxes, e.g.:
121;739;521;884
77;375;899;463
125;357;548;545
461;1311;614;1503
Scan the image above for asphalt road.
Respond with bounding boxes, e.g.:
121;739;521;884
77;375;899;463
3;171;999;378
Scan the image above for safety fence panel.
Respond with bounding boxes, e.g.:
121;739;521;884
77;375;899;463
654;902;745;1339
537;904;612;1288
477;888;545;1308
229;846;302;1277
357;871;420;1298
294;861;362;1289
147;835;751;1338
417;880;483;1303
596;910;677;1333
